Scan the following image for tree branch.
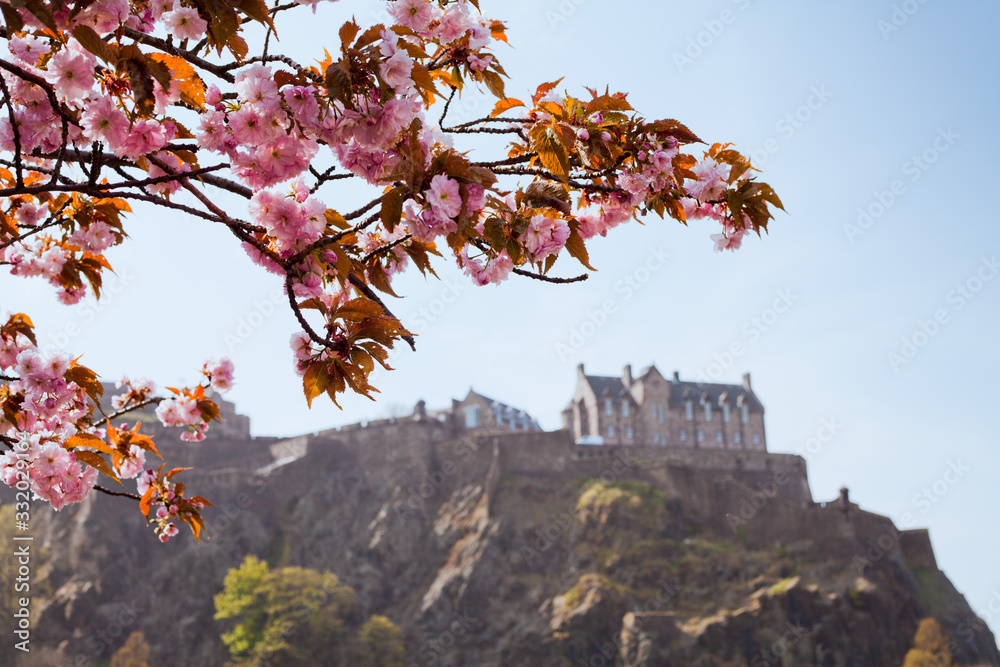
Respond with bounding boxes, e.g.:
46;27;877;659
94;485;141;500
120;27;237;84
347;273;416;351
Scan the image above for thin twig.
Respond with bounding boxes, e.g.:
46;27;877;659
347;273;416;351
94;485;142;500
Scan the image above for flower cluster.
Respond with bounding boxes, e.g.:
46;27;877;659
0;0;782;544
0;318;99;510
137;466;209;543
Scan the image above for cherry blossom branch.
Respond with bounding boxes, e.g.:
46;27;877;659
49;102;70;186
31;145;255;201
511;267;589;284
104;397;164;422
361;233;411;265
0;75;24;188
345;195;385;221
115;192;255;228
347;273;416;351
284;211;381;267
448;116;536;130
442;125;525;135
439;86;457;127
492;165;622;193
473;153;537;168
470;239;589;284
0;58;80;130
309;165;354;193
146;154;261;244
0;210;66;250
120;27;237;84
0;163;230;198
93;485;141;500
284;273;334;349
226;55;322;84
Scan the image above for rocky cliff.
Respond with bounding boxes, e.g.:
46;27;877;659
3;420;997;667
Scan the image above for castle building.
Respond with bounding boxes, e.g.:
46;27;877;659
421;389;542;435
561;364;767;450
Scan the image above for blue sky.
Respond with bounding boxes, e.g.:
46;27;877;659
4;0;999;639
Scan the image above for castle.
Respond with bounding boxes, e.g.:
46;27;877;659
562;364;767;450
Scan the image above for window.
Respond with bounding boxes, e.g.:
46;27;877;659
679;429;688;442
605;399;613;416
625;426;634;439
722;404;731;423
741;405;750;423
734;431;742;445
607;425;616;438
752;432;761;446
657;403;665;423
464;406;480;429
703;403;712;421
622;401;630;417
685;401;694;420
652;432;659;445
715;430;723;444
697;430;705;443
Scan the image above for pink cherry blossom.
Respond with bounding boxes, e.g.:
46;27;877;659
523;214;570;261
162;6;207;40
202;357;235;393
389;0;438;31
686;158;732;202
380;50;415;95
44;43;96;102
427;174;462;219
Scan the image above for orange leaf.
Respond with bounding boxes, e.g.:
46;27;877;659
66;433;116;456
74;451;121;485
490;97;524;118
302;362;328;408
140;487;154;517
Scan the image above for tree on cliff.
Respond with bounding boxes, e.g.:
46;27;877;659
109;631;152;667
214;554;403;665
902;618;954;667
0;0;783;542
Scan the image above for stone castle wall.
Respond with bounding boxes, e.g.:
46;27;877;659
157;415;936;577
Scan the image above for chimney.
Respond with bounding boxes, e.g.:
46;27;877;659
673;371;680;383
414;399;426;422
742;372;752;391
623;364;632;387
577;363;586;378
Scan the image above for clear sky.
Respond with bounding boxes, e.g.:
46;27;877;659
4;0;999;639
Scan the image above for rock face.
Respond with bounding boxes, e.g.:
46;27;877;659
4;419;998;667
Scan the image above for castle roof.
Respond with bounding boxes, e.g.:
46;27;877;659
574;365;764;413
670;381;764;412
465;390;543;430
582;374;631;400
